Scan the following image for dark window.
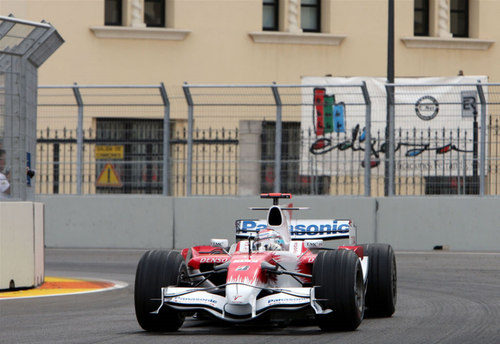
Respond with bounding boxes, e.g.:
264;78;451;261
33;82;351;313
263;0;279;31
145;0;166;27
105;0;122;26
425;176;478;195
414;0;429;36
451;0;468;37
96;119;163;194
261;121;330;195
301;0;321;32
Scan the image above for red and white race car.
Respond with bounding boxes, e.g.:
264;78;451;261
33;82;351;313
134;193;396;332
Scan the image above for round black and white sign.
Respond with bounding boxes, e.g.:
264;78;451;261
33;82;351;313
415;95;439;121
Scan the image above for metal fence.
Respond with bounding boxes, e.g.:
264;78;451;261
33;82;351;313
386;82;494;196
0;15;63;201
37;84;172;195
35;82;500;197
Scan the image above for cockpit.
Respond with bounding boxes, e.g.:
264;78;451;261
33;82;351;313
252;229;286;251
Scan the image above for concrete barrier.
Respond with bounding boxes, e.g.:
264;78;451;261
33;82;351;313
35;195;500;251
37;195;376;249
0;202;44;290
377;197;500;251
34;202;44;286
173;197;256;249
37;196;174;248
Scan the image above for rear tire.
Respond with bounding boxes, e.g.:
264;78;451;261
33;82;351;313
134;250;188;331
312;250;365;331
362;243;397;317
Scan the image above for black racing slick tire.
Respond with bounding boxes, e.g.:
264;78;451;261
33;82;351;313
312;249;365;331
362;243;397;317
134;250;188;332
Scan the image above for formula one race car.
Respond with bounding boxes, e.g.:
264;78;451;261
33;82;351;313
134;193;396;332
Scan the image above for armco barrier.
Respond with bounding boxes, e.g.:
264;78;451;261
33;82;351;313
0;202;44;290
37;196;499;251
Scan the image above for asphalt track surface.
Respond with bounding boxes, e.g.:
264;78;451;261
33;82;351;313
1;249;498;344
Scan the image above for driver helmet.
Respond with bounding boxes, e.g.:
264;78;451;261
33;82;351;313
254;229;285;251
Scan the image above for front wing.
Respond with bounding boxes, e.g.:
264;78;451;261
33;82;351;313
152;284;331;322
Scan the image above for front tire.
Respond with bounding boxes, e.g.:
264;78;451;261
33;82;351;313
134;250;188;331
362;243;397;317
312;249;365;331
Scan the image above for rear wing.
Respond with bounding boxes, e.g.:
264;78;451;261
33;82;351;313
235;219;357;244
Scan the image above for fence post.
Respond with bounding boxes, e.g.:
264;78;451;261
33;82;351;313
72;83;83;195
361;82;371;196
183;83;194;196
159;83;170;196
385;84;395;196
476;83;486;196
271;83;282;193
53;142;59;194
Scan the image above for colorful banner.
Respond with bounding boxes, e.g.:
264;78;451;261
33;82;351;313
300;76;488;177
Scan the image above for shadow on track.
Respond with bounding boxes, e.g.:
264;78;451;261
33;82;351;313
126;319;326;336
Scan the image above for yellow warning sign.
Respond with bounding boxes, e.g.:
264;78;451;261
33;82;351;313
95;145;124;160
96;163;123;187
